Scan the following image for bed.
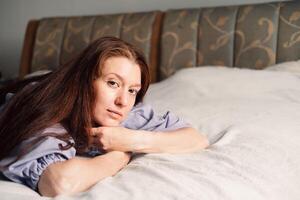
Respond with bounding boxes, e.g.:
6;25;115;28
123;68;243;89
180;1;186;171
1;1;300;199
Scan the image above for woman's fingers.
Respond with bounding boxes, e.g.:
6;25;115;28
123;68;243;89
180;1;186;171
90;127;103;136
88;128;103;148
88;128;105;151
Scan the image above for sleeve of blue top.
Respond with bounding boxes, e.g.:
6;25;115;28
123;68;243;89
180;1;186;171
0;136;76;191
121;103;192;132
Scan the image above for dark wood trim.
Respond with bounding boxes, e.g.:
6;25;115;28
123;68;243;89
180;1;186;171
19;20;39;78
150;11;163;83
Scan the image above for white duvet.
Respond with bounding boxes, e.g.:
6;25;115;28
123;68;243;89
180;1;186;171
1;62;300;200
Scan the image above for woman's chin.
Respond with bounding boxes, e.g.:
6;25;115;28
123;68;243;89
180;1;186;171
98;119;121;127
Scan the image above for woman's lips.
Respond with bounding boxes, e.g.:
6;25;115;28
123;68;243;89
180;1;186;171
107;109;123;119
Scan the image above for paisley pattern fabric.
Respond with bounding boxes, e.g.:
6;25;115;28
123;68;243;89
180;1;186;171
60;17;95;64
277;1;300;63
121;12;157;65
234;4;279;69
198;6;238;68
160;9;199;80
27;1;300;81
91;14;124;41
30;11;159;80
31;18;67;72
160;2;300;79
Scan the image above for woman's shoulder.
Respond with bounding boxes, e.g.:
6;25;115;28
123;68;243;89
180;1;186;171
20;123;72;149
120;103;151;128
127;102;155;119
122;102;192;131
0;123;75;168
12;123;74;156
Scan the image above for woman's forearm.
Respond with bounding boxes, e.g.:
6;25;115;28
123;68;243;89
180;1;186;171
38;151;130;197
132;128;209;154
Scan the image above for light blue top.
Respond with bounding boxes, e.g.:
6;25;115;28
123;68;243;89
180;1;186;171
0;102;191;190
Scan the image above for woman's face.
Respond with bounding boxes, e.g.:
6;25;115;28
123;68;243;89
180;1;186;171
93;56;142;127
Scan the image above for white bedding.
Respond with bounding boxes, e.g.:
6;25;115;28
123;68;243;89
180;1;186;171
1;64;300;200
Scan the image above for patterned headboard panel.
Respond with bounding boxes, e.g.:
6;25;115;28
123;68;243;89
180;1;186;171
20;1;300;82
159;1;300;80
20;11;162;82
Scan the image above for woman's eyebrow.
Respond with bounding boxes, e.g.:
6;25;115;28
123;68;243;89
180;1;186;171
105;73;141;87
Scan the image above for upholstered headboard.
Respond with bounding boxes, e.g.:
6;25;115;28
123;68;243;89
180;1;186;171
20;1;300;82
19;11;162;82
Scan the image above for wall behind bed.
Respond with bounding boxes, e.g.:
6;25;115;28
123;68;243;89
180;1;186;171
0;0;290;80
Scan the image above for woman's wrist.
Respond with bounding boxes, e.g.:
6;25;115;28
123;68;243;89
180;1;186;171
130;130;158;153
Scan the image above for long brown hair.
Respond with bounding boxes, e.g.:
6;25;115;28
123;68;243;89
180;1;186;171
0;36;150;162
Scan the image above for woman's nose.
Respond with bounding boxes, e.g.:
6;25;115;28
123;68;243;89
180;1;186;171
115;90;128;107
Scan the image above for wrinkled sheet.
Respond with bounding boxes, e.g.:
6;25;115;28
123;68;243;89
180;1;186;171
1;65;300;200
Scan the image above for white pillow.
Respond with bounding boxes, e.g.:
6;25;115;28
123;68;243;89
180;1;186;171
264;60;300;74
144;66;300;141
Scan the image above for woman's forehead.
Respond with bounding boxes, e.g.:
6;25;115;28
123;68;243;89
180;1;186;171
100;56;141;84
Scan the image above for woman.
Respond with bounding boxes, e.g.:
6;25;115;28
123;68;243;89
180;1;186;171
0;36;209;197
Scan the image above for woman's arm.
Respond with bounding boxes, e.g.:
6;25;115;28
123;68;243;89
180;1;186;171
38;151;130;197
92;127;209;154
132;127;209;153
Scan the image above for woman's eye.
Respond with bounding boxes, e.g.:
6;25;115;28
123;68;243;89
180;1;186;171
107;80;119;88
129;89;139;96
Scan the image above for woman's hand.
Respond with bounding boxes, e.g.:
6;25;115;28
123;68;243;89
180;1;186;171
90;126;137;152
